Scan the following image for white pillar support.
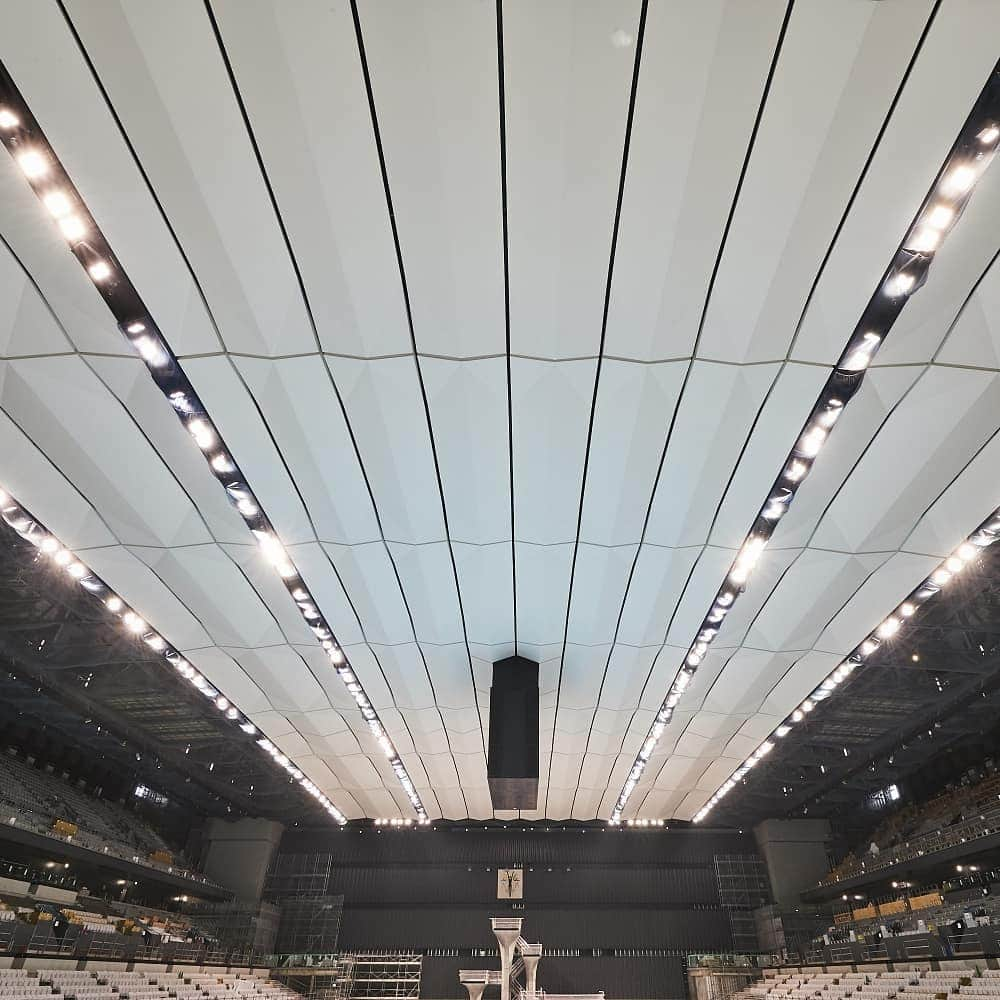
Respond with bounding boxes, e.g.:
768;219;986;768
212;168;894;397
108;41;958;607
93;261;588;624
519;942;542;996
522;955;540;995
491;917;523;1000
459;971;490;1000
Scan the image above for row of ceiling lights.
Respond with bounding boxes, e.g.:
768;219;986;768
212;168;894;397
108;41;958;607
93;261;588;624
0;62;426;824
0;484;342;822
698;516;1000;823
611;63;1000;825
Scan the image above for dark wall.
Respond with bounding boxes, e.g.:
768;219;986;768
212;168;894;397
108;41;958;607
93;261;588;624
280;824;753;866
421;955;688;1000
327;864;717;905
339;906;729;951
274;824;754;956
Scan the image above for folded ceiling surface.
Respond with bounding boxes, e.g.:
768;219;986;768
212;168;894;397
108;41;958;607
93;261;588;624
0;0;998;820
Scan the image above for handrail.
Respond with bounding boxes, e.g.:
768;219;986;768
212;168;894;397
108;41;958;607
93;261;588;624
819;804;1000;887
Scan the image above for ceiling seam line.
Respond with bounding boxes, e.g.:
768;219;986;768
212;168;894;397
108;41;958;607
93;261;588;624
0;227;366;741
52;1;377;815
782;0;945;361
617;1;981;822
4;52;406;812
496;0;517;660
576;0;796;819
350;0;490;815
54;0;229;358
218;356;441;815
769;644;1000;821
201;0;431;814
548;0;649;818
203;0;464;817
709;415;1000;814
681;236;1000;816
0;398;374;807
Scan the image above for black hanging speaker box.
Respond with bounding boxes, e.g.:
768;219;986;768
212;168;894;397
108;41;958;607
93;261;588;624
488;656;539;810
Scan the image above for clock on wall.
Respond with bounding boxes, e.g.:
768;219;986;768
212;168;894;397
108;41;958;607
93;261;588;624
497;868;523;899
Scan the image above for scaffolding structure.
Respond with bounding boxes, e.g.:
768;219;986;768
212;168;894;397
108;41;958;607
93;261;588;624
271;954;421;1000
265;852;334;898
274;896;345;956
346;954;422;1000
714;854;771;954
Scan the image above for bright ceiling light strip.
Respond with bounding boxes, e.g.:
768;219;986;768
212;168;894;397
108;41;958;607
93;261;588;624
0;482;345;823
0;64;427;824
609;61;1000;825
692;506;1000;824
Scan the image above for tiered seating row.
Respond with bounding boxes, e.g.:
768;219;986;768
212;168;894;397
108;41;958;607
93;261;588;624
736;969;1000;1000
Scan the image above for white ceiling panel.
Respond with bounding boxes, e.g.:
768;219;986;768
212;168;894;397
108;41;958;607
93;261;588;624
0;0;998;824
359;2;504;360
791;0;1000;365
232;356;381;545
604;0;787;362
1;355;210;547
0;233;72;358
64;0;318;358
315;356;448;545
697;0;934;363
211;0;410;359
579;361;686;546
811;367;1000;553
937;250;1000;368
504;0;642;359
421;358;511;544
643;361;781;548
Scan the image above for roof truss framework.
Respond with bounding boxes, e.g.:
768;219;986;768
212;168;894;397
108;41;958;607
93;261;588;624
0;1;999;820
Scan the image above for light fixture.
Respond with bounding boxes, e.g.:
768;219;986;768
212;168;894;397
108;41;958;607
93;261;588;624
58;215;86;242
842;332;881;372
693;495;1000;823
43;191;72;217
942;163;977;196
187;418;215;450
0;108;18;129
88;260;112;282
799;425;826;458
926;204;954;229
885;272;916;297
0;482;347;821
785;460;807;481
133;336;168;368
16;149;47;178
906;226;941;254
877;617;900;639
666;68;1000;826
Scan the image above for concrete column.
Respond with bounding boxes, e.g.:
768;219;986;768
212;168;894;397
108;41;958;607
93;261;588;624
464;984;486;1000
491;918;522;1000
753;817;831;907
522;955;540;995
202;817;284;902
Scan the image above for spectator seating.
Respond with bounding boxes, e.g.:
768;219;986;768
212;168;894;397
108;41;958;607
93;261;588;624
734;969;1000;1000
0;754;213;885
822;768;1000;886
0;972;301;1000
